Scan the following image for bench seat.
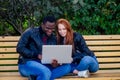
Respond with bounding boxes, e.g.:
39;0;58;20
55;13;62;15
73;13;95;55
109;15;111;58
0;35;120;80
0;70;120;80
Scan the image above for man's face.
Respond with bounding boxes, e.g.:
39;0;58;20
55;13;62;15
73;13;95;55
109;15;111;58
42;21;56;36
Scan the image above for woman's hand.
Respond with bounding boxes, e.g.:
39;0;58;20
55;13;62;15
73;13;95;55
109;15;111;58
38;54;42;60
51;59;59;67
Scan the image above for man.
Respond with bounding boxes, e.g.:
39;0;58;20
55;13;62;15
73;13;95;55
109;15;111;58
16;16;71;80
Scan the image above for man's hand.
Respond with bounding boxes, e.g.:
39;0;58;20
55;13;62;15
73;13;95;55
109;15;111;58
51;59;59;67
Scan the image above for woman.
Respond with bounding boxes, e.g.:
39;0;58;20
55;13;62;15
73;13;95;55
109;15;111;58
56;18;99;78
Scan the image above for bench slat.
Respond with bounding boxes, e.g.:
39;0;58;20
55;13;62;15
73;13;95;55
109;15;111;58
0;57;120;65
97;69;120;73
0;36;20;41
0;72;21;76
0;46;120;52
0;48;16;52
1;77;120;80
0;77;120;80
100;63;120;68
5;76;113;80
0;35;120;41
95;52;120;57
0;54;18;58
97;57;120;62
0;42;17;46
0;66;18;71
83;35;120;40
0;77;27;80
0;52;120;59
0;40;120;47
56;77;120;80
0;69;120;76
0;70;120;80
0;63;120;71
86;40;120;45
0;60;18;64
89;46;120;51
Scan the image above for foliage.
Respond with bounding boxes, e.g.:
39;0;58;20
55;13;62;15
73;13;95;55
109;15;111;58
68;0;120;34
0;0;120;35
0;0;61;35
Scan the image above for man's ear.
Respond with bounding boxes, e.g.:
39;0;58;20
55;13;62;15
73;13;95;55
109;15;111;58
41;23;44;28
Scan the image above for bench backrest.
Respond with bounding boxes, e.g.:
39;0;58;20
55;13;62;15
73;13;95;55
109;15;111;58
0;35;120;72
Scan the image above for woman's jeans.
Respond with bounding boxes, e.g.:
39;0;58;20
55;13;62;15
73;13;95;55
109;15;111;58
18;61;71;80
71;56;99;73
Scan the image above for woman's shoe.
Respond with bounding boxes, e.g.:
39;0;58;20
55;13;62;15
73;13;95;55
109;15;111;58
78;70;89;78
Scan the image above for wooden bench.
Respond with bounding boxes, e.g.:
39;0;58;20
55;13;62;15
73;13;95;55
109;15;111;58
0;35;120;80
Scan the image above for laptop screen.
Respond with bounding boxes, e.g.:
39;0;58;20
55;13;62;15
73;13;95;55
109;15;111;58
41;45;72;64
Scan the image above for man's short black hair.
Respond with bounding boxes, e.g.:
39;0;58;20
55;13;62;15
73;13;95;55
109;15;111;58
42;15;56;24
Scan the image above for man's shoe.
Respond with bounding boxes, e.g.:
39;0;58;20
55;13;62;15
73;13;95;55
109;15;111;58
78;70;89;78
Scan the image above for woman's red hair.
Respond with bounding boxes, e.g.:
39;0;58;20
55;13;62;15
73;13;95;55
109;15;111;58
56;18;74;45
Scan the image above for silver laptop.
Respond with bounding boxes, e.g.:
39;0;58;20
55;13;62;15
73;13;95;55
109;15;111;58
41;45;72;64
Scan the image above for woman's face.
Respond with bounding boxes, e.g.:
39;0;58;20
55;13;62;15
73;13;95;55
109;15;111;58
58;24;67;37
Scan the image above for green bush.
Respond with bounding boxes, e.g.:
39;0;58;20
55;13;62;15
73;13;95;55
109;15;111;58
0;0;120;35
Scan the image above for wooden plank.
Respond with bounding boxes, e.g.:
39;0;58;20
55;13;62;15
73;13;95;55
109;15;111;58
97;57;120;62
0;77;120;80
60;71;120;78
0;52;120;58
0;54;19;58
0;72;21;76
0;52;119;59
0;63;120;71
86;40;120;45
89;46;120;51
0;35;120;41
0;71;120;80
0;77;27;80
55;76;120;80
83;35;120;40
0;36;20;41
0;57;120;65
0;40;120;47
99;63;120;68
0;70;119;76
0;48;16;52
97;69;120;73
0;46;120;52
0;42;18;46
95;52;120;57
0;70;120;80
0;66;18;71
0;60;18;64
56;77;120;80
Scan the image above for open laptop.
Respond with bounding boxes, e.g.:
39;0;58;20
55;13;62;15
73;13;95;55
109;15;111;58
41;45;72;64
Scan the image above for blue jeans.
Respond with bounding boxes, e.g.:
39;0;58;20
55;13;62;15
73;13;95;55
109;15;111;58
71;56;99;73
18;61;71;80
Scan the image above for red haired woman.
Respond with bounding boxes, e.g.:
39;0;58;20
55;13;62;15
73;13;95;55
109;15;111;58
56;18;99;78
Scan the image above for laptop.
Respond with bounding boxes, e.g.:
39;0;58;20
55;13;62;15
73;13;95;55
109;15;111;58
41;45;72;64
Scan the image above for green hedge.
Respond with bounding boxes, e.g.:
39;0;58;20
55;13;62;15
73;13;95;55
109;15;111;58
0;0;120;35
